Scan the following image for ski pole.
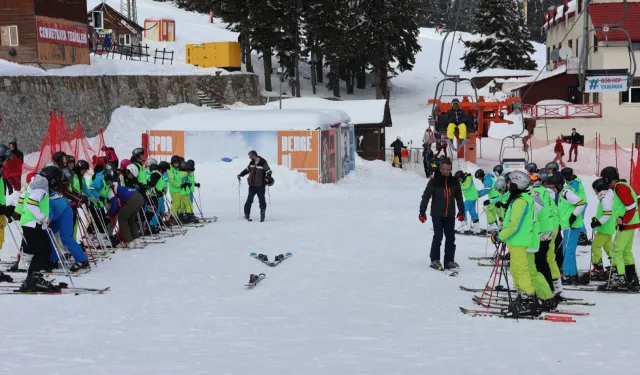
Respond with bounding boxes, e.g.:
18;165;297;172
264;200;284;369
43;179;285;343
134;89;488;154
267;186;273;218
589;228;595;284
238;181;241;219
606;231;619;289
197;186;204;219
46;227;75;289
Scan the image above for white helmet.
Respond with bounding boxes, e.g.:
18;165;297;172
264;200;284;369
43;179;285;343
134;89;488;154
126;163;139;177
509;170;531;191
145;158;158;168
494;178;507;193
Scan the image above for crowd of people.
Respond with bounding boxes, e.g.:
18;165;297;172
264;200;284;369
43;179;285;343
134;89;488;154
419;158;639;316
0;146;210;293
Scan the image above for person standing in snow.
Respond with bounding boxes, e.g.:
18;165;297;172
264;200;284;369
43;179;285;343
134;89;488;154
0;145;15;283
418;158;465;271
552;137;566;168
477;169;501;233
422;144;434;178
390;137;407;168
237;150;273;222
564;128;581;162
104;169;144;248
557;173;586;285
588;178;615;281
562;167;589;246
455;171;481;234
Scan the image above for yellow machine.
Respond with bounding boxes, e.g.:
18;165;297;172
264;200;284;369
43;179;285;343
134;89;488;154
186;42;241;71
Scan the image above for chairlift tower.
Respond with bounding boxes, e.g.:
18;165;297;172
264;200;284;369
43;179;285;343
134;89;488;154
121;0;138;24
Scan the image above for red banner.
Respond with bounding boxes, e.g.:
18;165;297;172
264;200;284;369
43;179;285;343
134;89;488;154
36;20;88;47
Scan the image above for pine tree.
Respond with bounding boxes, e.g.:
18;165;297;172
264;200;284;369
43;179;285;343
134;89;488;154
462;0;537;72
420;0;450;28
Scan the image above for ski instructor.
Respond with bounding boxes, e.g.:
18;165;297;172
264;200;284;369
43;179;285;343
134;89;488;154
237;150;273;222
418;158;465;271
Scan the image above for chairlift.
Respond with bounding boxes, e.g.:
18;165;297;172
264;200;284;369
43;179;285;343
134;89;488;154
578;0;637;92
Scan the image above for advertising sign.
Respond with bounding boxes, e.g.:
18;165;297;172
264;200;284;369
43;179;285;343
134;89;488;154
148;130;185;157
278;130;320;182
36;20;88;47
584;76;628;93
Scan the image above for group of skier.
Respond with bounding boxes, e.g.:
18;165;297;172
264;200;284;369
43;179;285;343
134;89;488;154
466;161;638;315
0;146;210;293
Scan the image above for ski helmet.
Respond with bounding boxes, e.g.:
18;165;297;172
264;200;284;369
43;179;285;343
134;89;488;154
503;172;512;184
525;162;538;174
494;178;507;194
186;159;195;171
454;171;466;180
66;155;76;166
75;159;90;173
132;147;145;159
474;169;485;180
148;163;159;172
103;169;118;183
170;155;181;165
266;176;275;187
538;170;550;183
545;162;560;173
39;165;62;189
61;168;74;183
508;170;531;191
52;151;66;165
561;167;574;181
0;144;12;163
145;158;158;168
592;178;609;193
179;160;187;171
43;161;59;169
600;166;619;185
546;173;564;191
104;163;115;172
126;163;139;178
120;159;132;170
158;161;170;173
493;165;503;176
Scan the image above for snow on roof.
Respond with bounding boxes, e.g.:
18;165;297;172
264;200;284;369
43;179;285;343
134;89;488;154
473;69;539;78
153;109;351;131
543;0;577;29
496;65;567;92
262;97;387;125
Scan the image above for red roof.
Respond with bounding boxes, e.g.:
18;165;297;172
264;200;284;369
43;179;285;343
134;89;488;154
589;3;640;42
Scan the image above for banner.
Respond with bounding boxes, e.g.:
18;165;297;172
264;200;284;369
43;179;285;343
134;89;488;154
278;130;320;182
584;76;628;93
320;129;337;183
148;130;185;157
36;20;88;47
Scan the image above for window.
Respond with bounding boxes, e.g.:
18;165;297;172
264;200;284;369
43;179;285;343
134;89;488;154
578;0;582;13
620;87;640;104
568;39;572;50
119;34;131;46
592;92;599;104
92;11;104;29
576;37;580;55
593;34;598;52
0;25;19;46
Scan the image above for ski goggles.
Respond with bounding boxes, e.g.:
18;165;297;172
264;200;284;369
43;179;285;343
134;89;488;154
440;167;452;173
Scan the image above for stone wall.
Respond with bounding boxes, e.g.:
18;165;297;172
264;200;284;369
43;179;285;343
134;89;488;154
0;73;261;153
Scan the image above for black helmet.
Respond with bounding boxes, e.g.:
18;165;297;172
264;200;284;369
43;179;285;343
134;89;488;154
66;155;76;165
547;173;564;191
545;162;560;172
132;147;145;158
179;161;187;170
52;151;66;164
600;166;619;185
266;176;275;187
171;155;181;165
561;167;574;181
148;163;159;172
592;178;609;193
525;163;538;174
0;144;12;163
454;171;466;180
61;168;74;183
493;165;503;176
474;169;485;180
40;165;62;188
248;150;258;157
75;159;90;173
158;161;170;172
186;159;195;171
103;169;118;183
104;163;115;172
538;170;550;183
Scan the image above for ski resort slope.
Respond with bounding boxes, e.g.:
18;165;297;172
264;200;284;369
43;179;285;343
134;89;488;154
1;156;640;374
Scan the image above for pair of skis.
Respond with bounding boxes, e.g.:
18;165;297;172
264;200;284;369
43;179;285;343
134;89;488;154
245;253;293;288
0;286;110;295
459;307;576;322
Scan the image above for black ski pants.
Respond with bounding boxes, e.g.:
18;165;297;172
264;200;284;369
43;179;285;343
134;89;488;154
431;215;456;264
244;186;266;215
22;225;52;277
555;227;564;275
536;239;553;289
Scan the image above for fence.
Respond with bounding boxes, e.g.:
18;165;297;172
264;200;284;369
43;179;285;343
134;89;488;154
521;103;602;119
96;43;175;65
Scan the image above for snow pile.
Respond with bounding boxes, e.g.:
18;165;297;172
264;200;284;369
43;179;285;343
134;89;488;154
262;97;386;125
487;112;526;139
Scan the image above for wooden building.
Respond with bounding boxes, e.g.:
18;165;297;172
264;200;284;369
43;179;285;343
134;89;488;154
88;3;143;54
0;0;89;67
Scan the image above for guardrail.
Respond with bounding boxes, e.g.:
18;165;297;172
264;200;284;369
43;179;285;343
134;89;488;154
521;103;602;119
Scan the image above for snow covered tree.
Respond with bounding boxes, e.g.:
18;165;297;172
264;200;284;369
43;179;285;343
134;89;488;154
462;0;537;72
420;0;450;28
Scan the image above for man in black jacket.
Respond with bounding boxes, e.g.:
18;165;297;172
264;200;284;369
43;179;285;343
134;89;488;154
566;128;581;162
418;158;465;271
237;150;273;222
390;137;407;168
446;98;468;141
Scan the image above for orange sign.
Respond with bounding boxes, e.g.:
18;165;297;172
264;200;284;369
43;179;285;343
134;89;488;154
278;130;320;182
148;130;185;157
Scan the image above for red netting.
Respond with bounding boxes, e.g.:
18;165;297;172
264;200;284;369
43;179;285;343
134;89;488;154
21;110;106;183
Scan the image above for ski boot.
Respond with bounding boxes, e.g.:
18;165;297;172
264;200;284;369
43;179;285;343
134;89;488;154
470;220;483;235
0;271;13;283
430;259;443;271
598;273;629;291
257;254;269;262
457;221;470;233
248;274;261;284
188;213;200;223
19;272;62;293
70;260;90;272
445;261;460;271
625;265;640;291
552;279;567;302
486;222;499;234
244;212;252;221
577;232;591;246
537;297;559;312
260;210;266;222
503;293;541;318
274;254;284;262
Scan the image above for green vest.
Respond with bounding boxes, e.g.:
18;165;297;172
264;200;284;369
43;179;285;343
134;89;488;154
461;175;479;200
558;185;584;229
533;186;555;232
188;172;196;194
613;181;640;226
136;162;148;185
151;170;167;193
529;192;541;250
572;177;587;202
168;167;182;193
595;200;616;235
488;175;500;199
503;193;534;247
19;190;50;226
0;176;5;206
72;174;81;193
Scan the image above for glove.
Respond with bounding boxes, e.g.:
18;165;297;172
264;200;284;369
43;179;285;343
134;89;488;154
569;214;577;226
41;218;49;230
483;200;491;206
194;183;201;188
69;201;78;209
0;204;5;216
490;232;501;244
495;202;504;209
419;214;426;223
618;223;626;231
590;218;601;229
457;212;464;222
237;175;241;181
180;183;188;189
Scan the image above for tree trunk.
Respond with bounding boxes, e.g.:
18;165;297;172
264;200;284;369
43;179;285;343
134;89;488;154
245;40;254;73
316;54;323;83
240;32;246;65
356;62;366;89
310;34;317;95
375;61;386;99
263;49;273;92
330;62;340;98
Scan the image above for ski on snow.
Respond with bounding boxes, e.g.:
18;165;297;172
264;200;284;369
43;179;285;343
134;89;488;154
563;285;640;294
0;286;110;295
245;273;266;288
459;307;576;322
471;293;594;306
470;296;590;315
458;286;587;302
250;253;292;267
430;265;458;276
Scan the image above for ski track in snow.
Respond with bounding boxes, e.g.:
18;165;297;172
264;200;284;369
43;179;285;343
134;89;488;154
1;159;639;374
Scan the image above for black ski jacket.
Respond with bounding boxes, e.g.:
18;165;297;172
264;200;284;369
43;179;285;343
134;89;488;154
419;170;464;218
390;139;406;154
446;108;467;126
239;158;272;188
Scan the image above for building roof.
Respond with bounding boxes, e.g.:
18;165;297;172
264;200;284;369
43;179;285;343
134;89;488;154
499;65;568;92
543;0;578;30
88;2;144;32
473;69;539;78
589;3;640;42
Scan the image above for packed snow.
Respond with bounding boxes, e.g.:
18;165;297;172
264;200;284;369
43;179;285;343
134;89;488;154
261;97;387;125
